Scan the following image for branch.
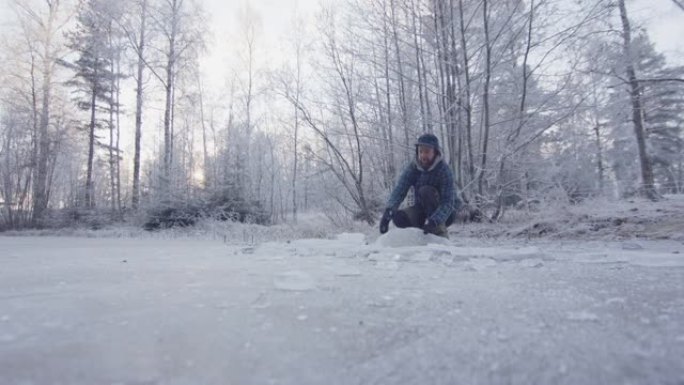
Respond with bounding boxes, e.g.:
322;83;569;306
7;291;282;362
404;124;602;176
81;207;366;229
636;77;684;84
113;17;167;87
673;0;684;12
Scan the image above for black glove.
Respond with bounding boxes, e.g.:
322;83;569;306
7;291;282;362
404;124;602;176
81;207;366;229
379;208;393;234
423;218;438;235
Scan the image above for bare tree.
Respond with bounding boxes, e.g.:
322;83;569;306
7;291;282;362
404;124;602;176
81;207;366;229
282;6;376;224
160;0;180;194
618;0;658;200
194;69;211;190
11;0;70;223
0;106;34;228
289;8;306;222
237;3;260;196
122;0;149;209
127;0;204;199
104;1;126;213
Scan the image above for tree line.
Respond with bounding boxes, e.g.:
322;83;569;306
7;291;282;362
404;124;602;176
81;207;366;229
0;0;682;230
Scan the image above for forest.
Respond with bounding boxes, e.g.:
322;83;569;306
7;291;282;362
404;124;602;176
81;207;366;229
0;0;682;231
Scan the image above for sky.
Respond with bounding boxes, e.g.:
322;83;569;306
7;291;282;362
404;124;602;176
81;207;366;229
0;0;681;81
198;0;321;86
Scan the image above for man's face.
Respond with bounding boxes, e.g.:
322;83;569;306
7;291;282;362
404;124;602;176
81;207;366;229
417;145;436;168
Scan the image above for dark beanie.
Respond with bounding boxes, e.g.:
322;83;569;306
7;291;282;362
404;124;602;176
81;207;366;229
415;133;440;151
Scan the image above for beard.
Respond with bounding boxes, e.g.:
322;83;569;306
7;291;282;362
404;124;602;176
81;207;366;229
418;155;435;168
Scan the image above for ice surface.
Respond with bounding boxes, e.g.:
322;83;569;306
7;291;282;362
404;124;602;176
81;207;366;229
0;234;683;385
273;271;316;291
465;257;498;271
519;258;545;268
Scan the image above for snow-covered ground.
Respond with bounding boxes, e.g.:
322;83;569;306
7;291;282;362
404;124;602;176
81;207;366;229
459;194;684;241
1;229;683;385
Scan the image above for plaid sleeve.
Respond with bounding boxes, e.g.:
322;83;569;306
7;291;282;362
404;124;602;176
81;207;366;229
386;163;416;211
428;165;455;224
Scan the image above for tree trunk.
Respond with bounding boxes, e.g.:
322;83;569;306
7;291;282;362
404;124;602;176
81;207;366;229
618;0;658;200
28;52;38;225
292;42;301;222
85;64;98;209
432;0;447;139
115;53;122;212
32;2;58;224
382;0;396;181
478;0;492;200
132;0;147;209
270;140;276;222
389;0;410;158
458;0;475;183
198;72;210;189
445;0;460;181
109;35;117;213
2;117;15;228
162;0;178;196
410;0;427;133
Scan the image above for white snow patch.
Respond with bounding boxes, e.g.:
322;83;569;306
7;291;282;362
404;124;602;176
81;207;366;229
374;228;450;248
367;295;396;308
335;233;366;245
567;311;600;322
375;260;401;270
519;258;545;268
465;258;498;271
626;253;684;268
273;271;316;291
605;297;627;305
334;267;362;277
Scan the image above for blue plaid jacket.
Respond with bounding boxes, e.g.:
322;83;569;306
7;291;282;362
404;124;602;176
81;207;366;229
386;157;457;224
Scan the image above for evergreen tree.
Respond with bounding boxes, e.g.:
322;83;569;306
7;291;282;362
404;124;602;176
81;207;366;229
606;35;684;196
61;0;121;208
643;65;684;193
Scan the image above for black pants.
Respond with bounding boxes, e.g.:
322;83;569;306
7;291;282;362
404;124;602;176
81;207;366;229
392;186;455;229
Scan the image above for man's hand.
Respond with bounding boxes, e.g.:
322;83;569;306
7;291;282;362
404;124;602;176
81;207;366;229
423;218;438;235
379;208;393;234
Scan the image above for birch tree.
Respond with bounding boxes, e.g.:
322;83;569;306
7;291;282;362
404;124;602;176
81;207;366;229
148;0;204;198
119;0;149;209
10;0;72;223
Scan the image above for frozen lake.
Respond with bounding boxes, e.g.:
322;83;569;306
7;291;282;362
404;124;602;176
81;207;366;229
1;232;683;385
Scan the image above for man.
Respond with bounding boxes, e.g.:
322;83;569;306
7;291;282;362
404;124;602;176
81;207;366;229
379;133;457;238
